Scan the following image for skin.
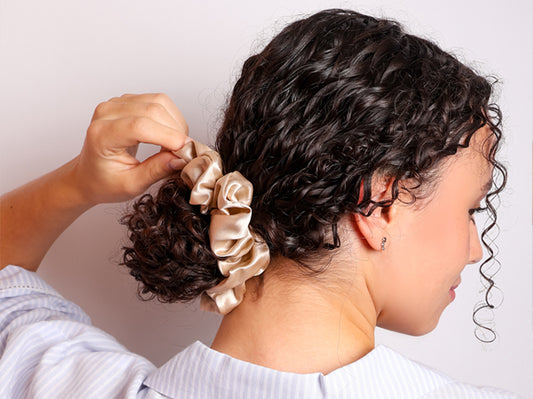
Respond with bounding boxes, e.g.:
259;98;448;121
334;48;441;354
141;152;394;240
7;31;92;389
0;93;190;271
0;94;493;376
212;126;493;374
372;135;491;335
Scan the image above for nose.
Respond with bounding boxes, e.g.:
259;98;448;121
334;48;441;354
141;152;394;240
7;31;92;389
468;221;483;264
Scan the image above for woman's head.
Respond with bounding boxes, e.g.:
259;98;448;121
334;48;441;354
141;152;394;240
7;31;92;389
121;9;505;338
216;9;502;261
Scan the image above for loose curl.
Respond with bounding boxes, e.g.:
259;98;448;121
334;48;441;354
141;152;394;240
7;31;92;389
122;178;222;302
121;9;506;339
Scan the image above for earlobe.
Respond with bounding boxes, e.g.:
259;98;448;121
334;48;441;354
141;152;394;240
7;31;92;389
353;211;387;251
381;236;387;251
351;176;398;251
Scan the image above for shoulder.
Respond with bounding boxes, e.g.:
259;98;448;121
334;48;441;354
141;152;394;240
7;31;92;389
0;265;160;398
372;346;522;399
420;381;523;399
144;342;524;399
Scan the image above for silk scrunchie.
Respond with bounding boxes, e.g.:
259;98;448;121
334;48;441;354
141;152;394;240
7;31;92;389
174;141;270;315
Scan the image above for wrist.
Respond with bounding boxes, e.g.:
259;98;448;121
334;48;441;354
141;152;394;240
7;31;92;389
57;156;99;211
0;158;95;271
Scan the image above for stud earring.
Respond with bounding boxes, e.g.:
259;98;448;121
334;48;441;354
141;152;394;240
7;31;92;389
381;237;387;251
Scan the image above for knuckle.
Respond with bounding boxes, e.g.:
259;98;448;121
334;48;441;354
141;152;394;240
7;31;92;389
93;102;109;119
145;102;164;118
129;116;148;133
148;166;159;183
153;93;169;103
87;119;104;139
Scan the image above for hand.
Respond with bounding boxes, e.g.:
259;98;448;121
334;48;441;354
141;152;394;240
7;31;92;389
0;93;190;270
74;93;190;205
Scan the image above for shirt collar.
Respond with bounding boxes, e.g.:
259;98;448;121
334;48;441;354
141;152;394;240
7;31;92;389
143;341;450;398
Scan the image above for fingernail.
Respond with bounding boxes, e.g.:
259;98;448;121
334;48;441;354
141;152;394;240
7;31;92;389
168;158;183;170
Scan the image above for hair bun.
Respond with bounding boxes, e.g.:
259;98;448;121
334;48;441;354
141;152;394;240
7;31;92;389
121;177;223;303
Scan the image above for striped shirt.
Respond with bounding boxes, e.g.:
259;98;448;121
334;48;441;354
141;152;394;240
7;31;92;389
0;265;522;398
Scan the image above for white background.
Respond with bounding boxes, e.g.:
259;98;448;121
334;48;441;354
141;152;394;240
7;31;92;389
1;0;531;397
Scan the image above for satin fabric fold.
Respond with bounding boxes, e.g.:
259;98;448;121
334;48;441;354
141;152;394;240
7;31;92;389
173;141;270;315
176;141;222;214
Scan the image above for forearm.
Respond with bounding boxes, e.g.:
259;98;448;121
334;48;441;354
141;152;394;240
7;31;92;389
0;94;188;272
0;157;93;271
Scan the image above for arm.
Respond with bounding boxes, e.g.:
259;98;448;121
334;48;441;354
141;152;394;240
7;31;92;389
0;159;91;271
0;93;190;271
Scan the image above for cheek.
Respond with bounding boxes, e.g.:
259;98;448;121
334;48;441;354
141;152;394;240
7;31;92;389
413;207;470;263
376;209;469;335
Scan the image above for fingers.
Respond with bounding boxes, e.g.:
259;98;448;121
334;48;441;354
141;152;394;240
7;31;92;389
128;151;183;193
89;93;191;153
93;101;180;133
87;116;190;154
77;93;193;204
108;93;188;135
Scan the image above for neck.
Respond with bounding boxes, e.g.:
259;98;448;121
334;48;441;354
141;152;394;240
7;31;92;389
211;258;377;375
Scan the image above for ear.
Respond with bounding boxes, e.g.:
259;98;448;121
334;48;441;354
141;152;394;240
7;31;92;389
351;177;397;251
352;211;387;251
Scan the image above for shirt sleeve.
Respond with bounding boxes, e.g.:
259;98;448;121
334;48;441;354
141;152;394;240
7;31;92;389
0;265;160;399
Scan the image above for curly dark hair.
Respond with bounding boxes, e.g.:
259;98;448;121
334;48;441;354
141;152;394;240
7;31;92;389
121;9;506;341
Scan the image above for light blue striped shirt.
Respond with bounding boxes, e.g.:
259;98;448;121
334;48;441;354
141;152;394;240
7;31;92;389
0;265;522;398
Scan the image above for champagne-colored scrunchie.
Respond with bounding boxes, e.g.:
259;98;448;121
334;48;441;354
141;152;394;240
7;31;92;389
174;141;270;315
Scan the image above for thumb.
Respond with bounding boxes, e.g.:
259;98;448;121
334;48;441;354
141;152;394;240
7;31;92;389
130;151;183;191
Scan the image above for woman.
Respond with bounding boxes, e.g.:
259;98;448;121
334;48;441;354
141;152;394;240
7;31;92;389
0;9;521;398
